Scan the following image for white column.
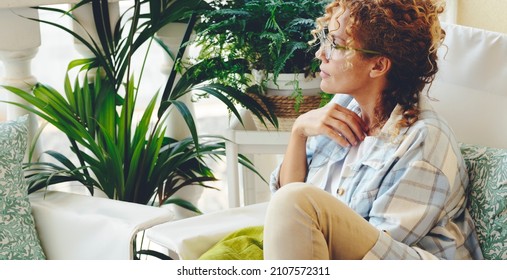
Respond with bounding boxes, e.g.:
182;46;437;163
0;7;41;159
156;22;196;140
71;1;120;68
157;22;203;218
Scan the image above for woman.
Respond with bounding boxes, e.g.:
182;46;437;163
263;0;483;260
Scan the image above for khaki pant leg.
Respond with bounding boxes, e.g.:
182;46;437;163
263;182;380;260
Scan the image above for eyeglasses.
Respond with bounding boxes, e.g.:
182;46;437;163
317;29;381;60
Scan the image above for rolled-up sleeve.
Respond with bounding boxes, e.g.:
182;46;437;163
269;164;282;192
363;230;439;260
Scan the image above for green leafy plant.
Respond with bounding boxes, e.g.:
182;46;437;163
2;0;275;209
193;0;331;95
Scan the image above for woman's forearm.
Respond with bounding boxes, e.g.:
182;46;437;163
278;132;309;187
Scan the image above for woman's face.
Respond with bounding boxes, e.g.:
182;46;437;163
317;9;375;97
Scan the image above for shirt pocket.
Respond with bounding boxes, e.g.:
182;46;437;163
348;160;385;217
306;141;345;179
306;154;329;183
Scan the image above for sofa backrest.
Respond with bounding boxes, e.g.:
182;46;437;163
428;22;507;149
429;23;507;260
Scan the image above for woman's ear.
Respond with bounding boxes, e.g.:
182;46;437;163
370;56;391;78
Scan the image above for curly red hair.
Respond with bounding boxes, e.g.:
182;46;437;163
314;0;446;133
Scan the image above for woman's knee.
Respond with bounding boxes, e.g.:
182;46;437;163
271;183;319;204
267;183;327;216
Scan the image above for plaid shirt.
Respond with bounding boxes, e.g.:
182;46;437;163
270;94;483;260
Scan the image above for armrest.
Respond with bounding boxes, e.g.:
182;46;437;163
29;190;173;260
146;202;268;260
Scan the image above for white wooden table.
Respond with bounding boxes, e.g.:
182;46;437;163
225;110;290;208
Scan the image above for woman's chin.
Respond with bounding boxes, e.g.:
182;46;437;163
319;81;333;94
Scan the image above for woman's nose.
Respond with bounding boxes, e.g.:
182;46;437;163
315;47;327;61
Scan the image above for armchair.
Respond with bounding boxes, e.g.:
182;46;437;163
145;22;507;260
29;190;173;260
0;115;173;260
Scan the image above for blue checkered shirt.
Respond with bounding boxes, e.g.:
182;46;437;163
270;94;483;259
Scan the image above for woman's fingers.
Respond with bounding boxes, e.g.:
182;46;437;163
324;119;359;146
294;103;367;147
324;104;366;145
323;125;353;147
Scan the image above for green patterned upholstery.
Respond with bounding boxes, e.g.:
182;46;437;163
0;116;45;260
460;143;507;260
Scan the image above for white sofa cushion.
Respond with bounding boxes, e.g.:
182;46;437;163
146;202;267;260
29;190;174;260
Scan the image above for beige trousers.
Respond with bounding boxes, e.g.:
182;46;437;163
263;183;380;260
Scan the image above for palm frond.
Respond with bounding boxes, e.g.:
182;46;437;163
3;0;271;212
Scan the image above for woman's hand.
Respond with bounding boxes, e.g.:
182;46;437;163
292;102;367;147
279;102;367;186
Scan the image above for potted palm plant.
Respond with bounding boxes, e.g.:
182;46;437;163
2;0;274;211
193;0;332;130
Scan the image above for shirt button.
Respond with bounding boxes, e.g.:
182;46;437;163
337;187;345;196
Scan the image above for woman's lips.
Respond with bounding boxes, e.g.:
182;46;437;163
320;69;330;78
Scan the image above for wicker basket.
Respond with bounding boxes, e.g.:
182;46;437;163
247;93;321;131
